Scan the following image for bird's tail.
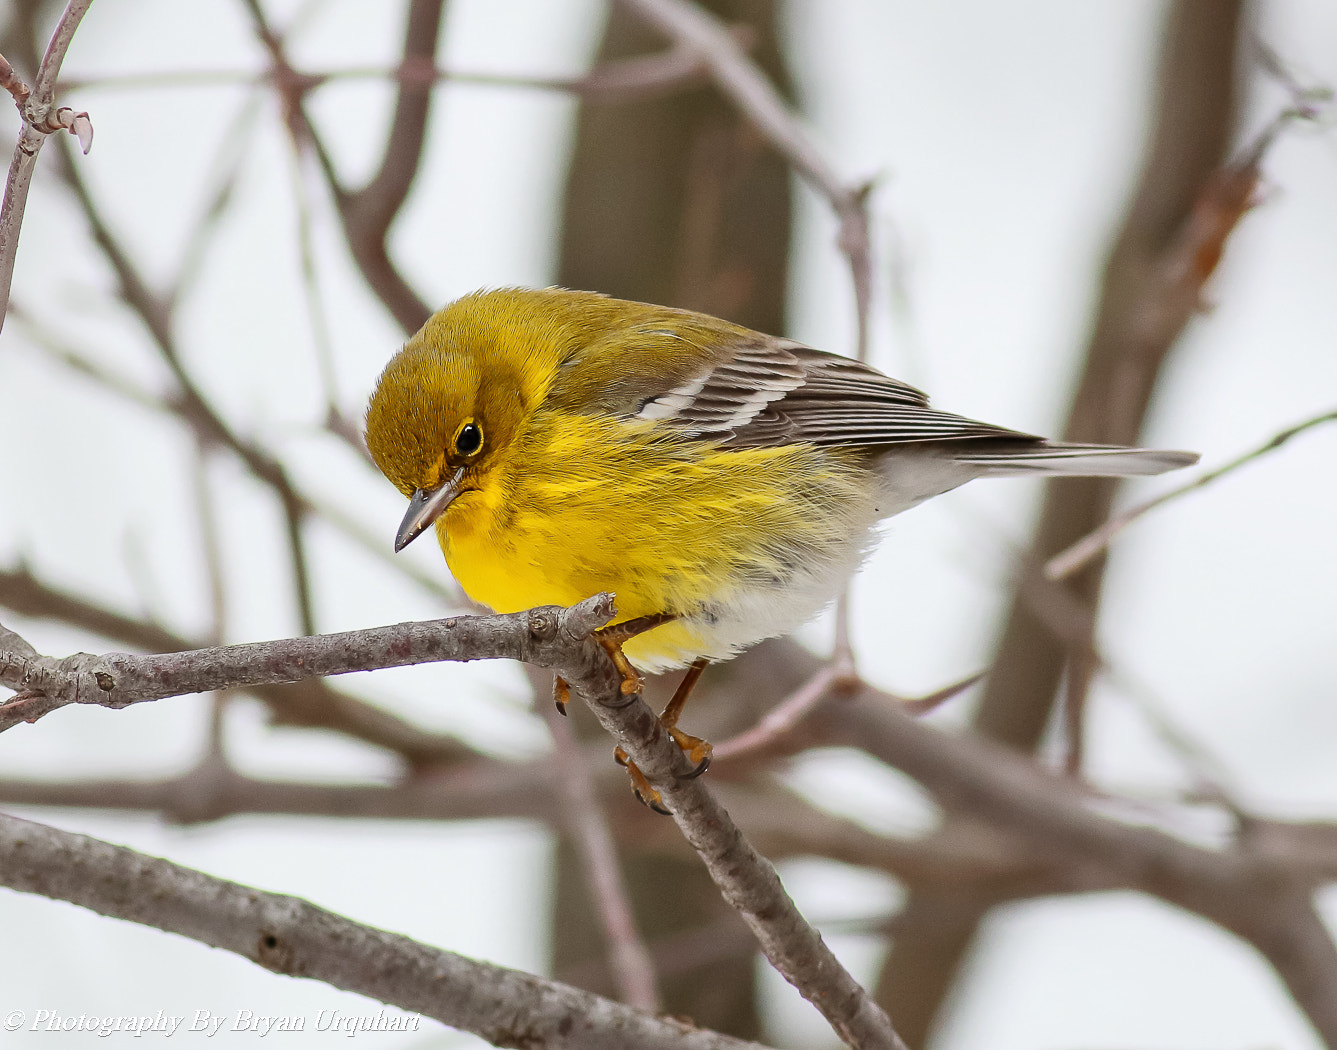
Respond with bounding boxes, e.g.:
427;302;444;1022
954;442;1199;477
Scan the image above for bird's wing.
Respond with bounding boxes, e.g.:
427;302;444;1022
636;337;1037;448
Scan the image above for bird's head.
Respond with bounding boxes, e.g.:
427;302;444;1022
365;293;548;552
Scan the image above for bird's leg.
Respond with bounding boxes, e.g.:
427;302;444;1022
585;614;713;814
613;657;713;815
554;615;666;725
660;657;712;777
591;613;674;699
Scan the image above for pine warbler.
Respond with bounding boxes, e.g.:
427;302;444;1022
365;287;1196;801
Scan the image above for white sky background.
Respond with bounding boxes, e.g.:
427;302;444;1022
1;0;1335;1047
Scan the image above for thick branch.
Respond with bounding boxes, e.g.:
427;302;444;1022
579;686;907;1050
0;565;475;764
0;596;618;732
0;812;774;1050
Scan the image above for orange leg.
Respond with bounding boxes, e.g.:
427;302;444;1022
577;617;715;814
661;658;712;778
591;614;675;700
613;657;713;815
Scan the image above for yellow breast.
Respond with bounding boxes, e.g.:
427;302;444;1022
434;411;872;670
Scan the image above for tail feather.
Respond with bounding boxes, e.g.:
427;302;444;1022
955;442;1199;478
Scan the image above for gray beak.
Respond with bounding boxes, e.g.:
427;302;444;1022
395;467;466;552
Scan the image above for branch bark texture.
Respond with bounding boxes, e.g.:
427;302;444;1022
0;812;775;1050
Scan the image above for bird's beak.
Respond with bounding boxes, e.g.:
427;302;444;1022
395;467;466;552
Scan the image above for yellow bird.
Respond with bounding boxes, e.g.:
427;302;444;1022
365;287;1196;806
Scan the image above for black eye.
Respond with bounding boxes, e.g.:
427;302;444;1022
454;422;483;457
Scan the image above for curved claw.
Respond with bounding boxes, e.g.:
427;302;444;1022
630;784;672;816
679;754;711;780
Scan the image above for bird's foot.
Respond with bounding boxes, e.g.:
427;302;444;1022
612;657;712;815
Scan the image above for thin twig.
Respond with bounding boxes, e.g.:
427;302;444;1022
713;667;983;768
0;0;96;332
711;664;839;764
166;92;264;311
56;40;727;102
616;0;877;668
1045;408;1337;580
544;706;661;1012
285;135;340;412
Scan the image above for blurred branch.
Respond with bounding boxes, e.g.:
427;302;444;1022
53;131;323;635
618;0;874;359
12;309;459;607
0;0;94;332
1047;406;1337;580
545;707;661;1012
58;39;729;102
245;0;439;333
819;688;1337;1045
877;3;1252;1036
166;93;263;312
0;811;777;1050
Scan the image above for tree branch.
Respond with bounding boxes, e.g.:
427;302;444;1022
877;3;1250;1034
0;0;95;331
0;811;776;1050
0;564;476;764
1046;406;1337;580
0;596;909;1050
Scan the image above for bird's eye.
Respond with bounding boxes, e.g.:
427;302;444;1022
454;421;483;457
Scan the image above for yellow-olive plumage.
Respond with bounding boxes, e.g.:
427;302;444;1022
365;287;1196;671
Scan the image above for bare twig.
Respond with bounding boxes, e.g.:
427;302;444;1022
0;0;95;331
1046;407;1337;580
0;812;775;1050
57;40;725;103
711;664;839;765
712;667;982;768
